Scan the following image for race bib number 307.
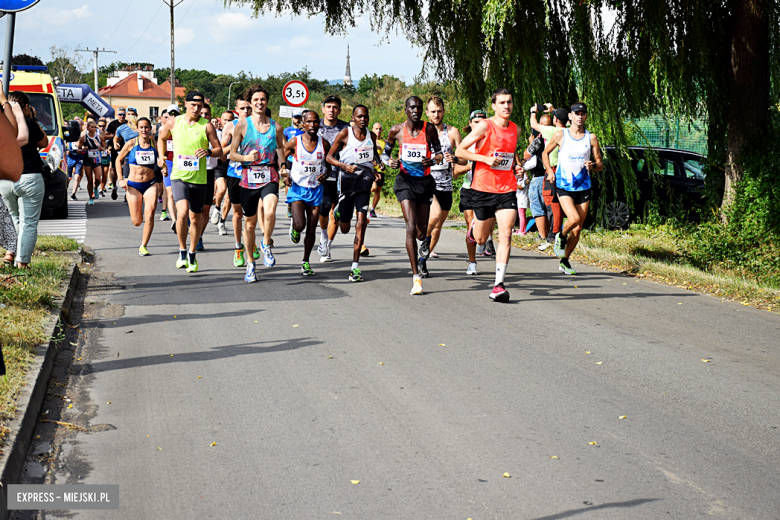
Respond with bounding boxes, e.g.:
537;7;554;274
177;154;199;171
492;152;514;171
401;143;427;163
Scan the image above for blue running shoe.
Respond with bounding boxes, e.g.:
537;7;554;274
245;263;257;283
263;244;276;267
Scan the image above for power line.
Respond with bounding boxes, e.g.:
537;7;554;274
135;0;198;61
116;1;165;58
103;0;135;47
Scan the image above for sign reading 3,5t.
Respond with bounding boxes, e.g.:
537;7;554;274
282;80;309;107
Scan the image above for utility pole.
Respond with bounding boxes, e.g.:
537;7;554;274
162;0;183;105
76;47;116;92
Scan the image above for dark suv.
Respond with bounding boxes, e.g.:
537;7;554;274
589;147;707;229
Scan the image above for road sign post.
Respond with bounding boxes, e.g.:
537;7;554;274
282;80;309;107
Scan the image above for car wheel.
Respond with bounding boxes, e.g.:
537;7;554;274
52;197;68;219
605;200;630;229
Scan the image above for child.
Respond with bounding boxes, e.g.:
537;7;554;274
515;168;530;235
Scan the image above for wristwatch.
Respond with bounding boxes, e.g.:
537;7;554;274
206;149;212;157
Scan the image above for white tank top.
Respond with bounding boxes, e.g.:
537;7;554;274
338;127;375;193
430;124;453;191
556;128;591;191
290;135;325;188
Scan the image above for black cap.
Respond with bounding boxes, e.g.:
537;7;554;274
570;102;588;113
185;90;205;102
323;95;342;107
554;108;569;123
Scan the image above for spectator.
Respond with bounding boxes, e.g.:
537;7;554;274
0;88;25;180
0;91;49;269
0;197;16;265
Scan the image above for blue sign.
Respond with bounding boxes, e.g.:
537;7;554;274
0;0;40;13
0;72;15;82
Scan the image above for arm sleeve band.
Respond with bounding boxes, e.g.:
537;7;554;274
381;142;394;164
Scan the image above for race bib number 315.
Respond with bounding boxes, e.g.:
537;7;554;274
493;152;513;171
401;143;427;163
177;154;199;171
355;146;372;164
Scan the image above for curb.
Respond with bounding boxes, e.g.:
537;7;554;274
0;262;80;520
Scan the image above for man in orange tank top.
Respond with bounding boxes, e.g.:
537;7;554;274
455;88;524;303
382;96;443;296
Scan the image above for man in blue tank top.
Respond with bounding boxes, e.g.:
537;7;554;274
542;102;604;275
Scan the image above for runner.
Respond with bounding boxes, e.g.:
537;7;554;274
157;91;222;273
455;88;522;302
77;119;107;206
280;110;330;277
542;102;603;275
326;105;381;282
228;84;285;282
382;95;443;295
211;110;234;235
420;96;465;262
97;118;112;197
316;95;350;263
115;117;159;256
156;108;176;223
283;109;305;220
530;104;567;249
454;109;487;275
368;121;385;219
196;102;218;251
106;108;127;200
221;95;259;267
67;129;84;200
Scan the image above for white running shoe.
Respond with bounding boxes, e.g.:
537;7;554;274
538;241;551;251
217;221;227;235
410;278;423;295
319;248;332;263
317;240;327;257
466;262;478;275
210;206;220;225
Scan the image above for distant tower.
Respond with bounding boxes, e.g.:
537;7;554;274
344;44;353;86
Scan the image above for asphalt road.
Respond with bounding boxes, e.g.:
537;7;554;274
15;192;780;519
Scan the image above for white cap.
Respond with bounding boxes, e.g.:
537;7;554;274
166;104;180;115
292;109;303;117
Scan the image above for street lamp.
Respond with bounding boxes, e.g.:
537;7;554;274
227;81;240;110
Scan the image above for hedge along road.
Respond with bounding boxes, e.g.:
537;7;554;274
14;191;780;519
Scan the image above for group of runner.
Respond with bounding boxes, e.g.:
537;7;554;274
73;85;602;302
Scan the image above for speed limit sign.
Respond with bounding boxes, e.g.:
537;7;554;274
282;80;309;107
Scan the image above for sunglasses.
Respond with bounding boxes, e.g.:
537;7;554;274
118;113;126;116
98;124;106;128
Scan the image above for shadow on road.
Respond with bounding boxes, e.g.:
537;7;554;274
530;498;660;520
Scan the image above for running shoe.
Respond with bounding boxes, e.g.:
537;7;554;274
360;245;369;257
253;246;261;260
186;257;199;273
349;267;363;282
160;210;170;221
234;247;246;267
290;221;301;243
267;237;274;248
466;262;478;275
138;246;150;257
107;183;114;190
430;252;439;258
171;221;177;233
320;247;331;263
418;257;429;278
553;232;567;258
318;240;327;256
485;237;496;256
88;198;94;206
98;189;105;198
489;283;510;302
301;262;315;276
244;263;257;283
196;238;205;251
263;245;276;267
410;278;423;295
111;189;118;201
538;241;551;251
559;258;576;275
176;257;188;269
211;207;220;225
217;220;227;235
369;209;377;218
419;237;431;259
334;209;340;221
466;218;477;244
70;193;77;201
286;204;292;218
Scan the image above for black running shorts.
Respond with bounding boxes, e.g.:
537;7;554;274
320;180;339;213
204;169;216;207
338;190;371;223
470;189;517;221
171;179;208;214
459;187;473;212
394;173;435;206
227;176;242;205
240;182;279;217
434;189;453;212
556;187;591;205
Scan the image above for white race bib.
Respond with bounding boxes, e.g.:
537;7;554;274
88;150;101;160
206;157;218;170
301;161;320;176
167;139;174;152
355;146;373;164
401;143;426;163
177;154;199;171
492;152;514;171
135;150;155;166
248;165;270;186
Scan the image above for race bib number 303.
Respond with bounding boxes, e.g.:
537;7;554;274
492;152;514;171
401;143;427;163
177;154;199;171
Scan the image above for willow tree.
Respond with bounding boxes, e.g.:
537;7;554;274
227;0;778;212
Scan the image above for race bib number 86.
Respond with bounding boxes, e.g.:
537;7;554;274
177;154;199;171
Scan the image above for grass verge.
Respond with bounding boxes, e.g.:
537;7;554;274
0;237;77;451
375;196;779;312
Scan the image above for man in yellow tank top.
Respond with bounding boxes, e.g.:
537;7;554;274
157;91;222;273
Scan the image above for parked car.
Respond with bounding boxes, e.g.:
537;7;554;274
588;146;708;229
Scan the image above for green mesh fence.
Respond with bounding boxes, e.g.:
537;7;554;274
630;115;708;155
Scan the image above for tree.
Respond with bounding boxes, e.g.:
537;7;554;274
12;54;44;66
47;46;86;85
226;0;778;217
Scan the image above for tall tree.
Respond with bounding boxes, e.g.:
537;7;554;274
225;0;778;214
47;46;86;85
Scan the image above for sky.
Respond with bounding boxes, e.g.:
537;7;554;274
0;0;425;83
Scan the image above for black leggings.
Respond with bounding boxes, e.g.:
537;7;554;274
171;179;208;214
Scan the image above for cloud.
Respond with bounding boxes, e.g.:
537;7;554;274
72;4;91;17
32;4;93;27
266;46;283;53
175;28;195;46
217;12;255;30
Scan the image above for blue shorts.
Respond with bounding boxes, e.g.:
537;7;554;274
286;182;323;207
163;160;173;188
126;178;157;195
67;155;83;178
529;176;546;217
